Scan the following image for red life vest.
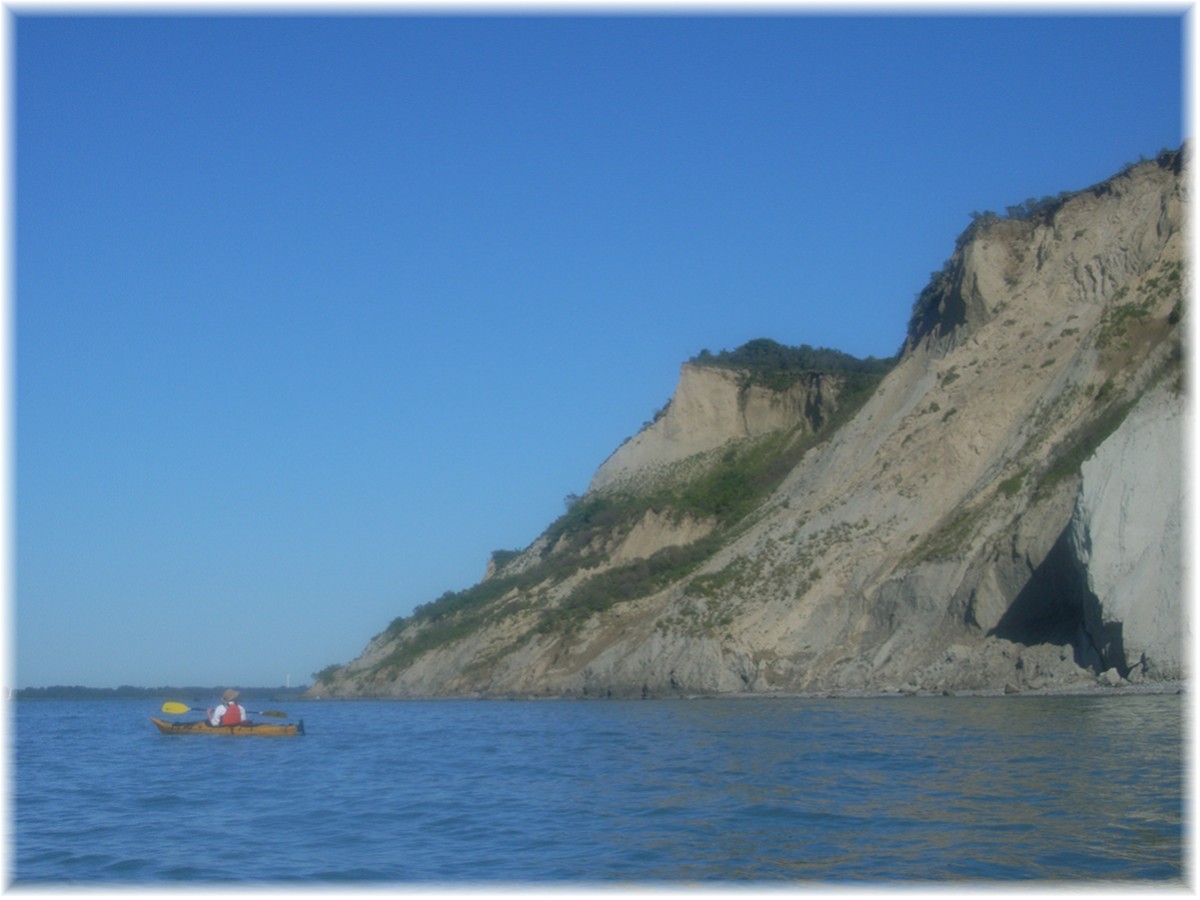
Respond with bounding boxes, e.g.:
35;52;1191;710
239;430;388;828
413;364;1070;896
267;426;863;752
220;702;244;726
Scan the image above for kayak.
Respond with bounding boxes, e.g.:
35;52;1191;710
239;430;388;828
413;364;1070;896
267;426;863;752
151;716;304;736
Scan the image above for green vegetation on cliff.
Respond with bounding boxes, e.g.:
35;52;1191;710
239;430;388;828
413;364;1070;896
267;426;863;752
315;339;895;687
690;337;895;392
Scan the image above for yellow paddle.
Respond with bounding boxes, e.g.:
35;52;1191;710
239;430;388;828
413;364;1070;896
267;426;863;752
161;701;290;719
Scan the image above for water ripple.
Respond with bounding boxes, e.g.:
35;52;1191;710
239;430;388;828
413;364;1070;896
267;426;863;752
13;695;1184;884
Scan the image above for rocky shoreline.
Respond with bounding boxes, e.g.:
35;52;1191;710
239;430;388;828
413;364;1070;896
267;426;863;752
306;678;1187;702
705;680;1188;700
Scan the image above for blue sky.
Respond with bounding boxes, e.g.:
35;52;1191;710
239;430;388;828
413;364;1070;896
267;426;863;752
13;9;1186;689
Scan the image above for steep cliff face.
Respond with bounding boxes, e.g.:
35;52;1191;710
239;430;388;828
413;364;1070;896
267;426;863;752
590;364;840;494
1067;379;1186;680
311;148;1187;699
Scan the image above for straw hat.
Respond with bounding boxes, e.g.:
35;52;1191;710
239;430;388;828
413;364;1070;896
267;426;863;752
222;689;240;702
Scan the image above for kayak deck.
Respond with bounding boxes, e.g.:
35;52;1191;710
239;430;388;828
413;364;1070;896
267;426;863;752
151;716;304;736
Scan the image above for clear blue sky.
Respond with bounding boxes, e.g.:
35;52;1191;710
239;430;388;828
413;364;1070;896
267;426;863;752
13;9;1186;689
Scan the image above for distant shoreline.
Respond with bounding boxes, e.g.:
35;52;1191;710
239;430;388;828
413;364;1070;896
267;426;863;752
12;685;311;701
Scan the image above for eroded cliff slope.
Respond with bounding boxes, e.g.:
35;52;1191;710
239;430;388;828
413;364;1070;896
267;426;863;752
311;148;1188;699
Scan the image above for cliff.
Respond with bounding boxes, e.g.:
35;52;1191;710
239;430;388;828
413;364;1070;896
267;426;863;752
589;362;841;494
311;147;1188;699
1068;378;1185;680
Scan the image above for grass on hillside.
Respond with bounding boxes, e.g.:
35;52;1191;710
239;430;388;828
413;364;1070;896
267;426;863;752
316;343;895;687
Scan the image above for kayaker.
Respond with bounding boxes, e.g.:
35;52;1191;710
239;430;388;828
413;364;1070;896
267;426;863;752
207;689;249;726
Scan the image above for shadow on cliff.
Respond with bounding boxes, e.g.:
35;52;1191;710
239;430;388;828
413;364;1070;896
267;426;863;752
987;527;1127;676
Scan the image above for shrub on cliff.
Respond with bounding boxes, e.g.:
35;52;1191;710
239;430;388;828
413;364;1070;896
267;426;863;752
690;338;894;392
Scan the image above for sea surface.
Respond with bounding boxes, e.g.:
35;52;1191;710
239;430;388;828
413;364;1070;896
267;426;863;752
10;694;1187;885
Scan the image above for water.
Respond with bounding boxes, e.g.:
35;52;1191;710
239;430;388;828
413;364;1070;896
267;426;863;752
11;694;1186;885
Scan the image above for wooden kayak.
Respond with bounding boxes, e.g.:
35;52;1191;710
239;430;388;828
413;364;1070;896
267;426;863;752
151;716;304;736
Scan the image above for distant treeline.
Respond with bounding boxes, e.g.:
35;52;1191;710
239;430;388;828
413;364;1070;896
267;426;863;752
15;685;309;701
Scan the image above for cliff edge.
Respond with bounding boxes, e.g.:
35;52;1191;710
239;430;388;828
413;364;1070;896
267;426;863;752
311;147;1188;699
590;362;841;494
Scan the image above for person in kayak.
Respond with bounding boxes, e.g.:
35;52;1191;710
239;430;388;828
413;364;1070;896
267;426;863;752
208;689;249;726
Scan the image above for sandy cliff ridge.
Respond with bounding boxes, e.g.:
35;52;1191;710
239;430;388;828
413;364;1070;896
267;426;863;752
590;364;840;494
312;147;1188;699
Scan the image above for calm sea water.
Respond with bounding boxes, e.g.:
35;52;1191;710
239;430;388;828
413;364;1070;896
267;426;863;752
11;694;1186;885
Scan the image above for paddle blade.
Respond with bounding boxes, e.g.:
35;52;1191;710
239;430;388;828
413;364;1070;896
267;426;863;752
161;701;191;715
259;710;288;719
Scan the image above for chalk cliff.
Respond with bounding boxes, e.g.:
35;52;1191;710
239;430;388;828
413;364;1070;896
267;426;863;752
311;147;1188;699
1068;379;1185;681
